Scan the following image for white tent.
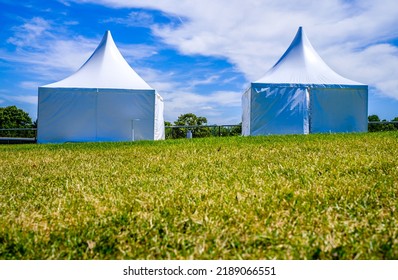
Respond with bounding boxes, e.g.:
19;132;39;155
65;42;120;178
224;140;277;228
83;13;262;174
242;27;368;136
37;30;164;143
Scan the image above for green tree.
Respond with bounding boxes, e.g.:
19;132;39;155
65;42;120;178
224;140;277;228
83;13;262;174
172;113;211;138
391;117;398;130
164;121;174;139
0;106;34;137
368;115;380;132
230;122;242;136
175;113;207;126
218;123;242;137
0;105;33;128
368;115;397;132
368;115;380;122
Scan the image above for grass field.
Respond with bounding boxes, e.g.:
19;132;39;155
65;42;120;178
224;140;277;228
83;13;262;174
0;132;397;259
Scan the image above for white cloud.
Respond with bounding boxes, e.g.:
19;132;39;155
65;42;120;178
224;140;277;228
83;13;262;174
19;81;41;89
1;17;93;81
325;43;398;100
1;17;159;83
70;0;398;100
7;17;52;48
163;90;241;124
0;36;96;82
57;0;72;7
137;67;241;123
0;94;38;105
11;95;38;105
63;20;79;26
189;75;220;88
118;43;158;62
103;10;154;27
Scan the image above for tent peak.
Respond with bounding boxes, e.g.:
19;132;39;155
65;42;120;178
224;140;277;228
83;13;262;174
103;30;112;38
41;30;153;90
255;27;363;85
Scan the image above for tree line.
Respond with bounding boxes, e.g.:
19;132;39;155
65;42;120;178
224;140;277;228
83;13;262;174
1;106;397;138
0;106;36;137
368;115;398;132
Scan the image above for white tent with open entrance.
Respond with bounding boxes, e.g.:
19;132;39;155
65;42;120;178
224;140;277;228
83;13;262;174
37;30;164;143
242;27;368;136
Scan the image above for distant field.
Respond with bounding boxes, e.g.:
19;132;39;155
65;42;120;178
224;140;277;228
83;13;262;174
0;132;397;259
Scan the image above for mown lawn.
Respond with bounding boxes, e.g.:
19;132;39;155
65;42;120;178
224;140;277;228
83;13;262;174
0;132;397;259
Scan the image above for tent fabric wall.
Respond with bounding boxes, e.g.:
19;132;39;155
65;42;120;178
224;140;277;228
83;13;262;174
309;86;368;133
249;84;309;135
154;93;165;140
38;88;162;143
244;84;368;136
37;88;97;143
241;87;251;136
95;89;156;142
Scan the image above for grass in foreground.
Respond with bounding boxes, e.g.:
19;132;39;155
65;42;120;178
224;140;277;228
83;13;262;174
0;132;397;259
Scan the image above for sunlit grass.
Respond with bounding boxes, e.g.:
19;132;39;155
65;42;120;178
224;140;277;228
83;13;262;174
0;132;397;259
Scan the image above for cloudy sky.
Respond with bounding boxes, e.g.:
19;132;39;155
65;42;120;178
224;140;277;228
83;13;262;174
1;0;398;124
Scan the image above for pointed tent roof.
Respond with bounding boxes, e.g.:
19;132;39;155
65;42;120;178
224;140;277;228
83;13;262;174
255;27;363;85
42;31;152;89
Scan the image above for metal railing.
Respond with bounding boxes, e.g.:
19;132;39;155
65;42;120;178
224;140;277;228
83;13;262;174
368;121;398;132
0;128;37;143
368;121;398;124
165;124;242;139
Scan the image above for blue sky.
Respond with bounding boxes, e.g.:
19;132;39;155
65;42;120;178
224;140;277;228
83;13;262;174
1;0;397;124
